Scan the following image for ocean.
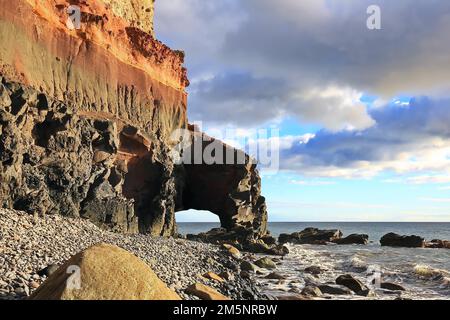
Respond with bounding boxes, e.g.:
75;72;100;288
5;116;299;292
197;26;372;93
178;222;450;300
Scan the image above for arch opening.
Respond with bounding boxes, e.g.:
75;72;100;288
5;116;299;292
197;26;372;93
176;209;221;235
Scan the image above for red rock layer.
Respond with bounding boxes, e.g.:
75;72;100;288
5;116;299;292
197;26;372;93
0;0;188;139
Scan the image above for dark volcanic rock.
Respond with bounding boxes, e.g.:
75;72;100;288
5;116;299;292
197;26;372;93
0;1;270;239
279;228;343;245
187;226;288;256
0;80;269;237
334;234;369;245
265;272;286;280
381;282;406;291
318;284;353;295
304;266;323;275
336;274;368;293
0;81;138;233
380;233;425;248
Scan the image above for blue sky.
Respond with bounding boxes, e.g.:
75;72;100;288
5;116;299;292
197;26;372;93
155;0;450;222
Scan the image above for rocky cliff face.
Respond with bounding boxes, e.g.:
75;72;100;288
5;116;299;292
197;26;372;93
0;0;268;238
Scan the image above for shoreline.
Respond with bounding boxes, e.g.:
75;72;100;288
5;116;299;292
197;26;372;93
2;209;449;301
0;209;263;300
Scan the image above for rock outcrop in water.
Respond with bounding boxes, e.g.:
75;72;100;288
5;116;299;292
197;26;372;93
279;228;343;245
0;0;268;238
380;233;425;248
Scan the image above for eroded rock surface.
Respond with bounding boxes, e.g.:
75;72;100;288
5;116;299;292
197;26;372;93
0;0;269;237
30;243;181;300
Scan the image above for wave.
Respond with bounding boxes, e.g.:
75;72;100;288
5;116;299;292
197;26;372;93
349;256;368;272
413;264;450;281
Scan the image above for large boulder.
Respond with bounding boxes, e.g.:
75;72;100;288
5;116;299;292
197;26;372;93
279;228;343;245
30;243;181;300
334;234;369;245
380;233;425;248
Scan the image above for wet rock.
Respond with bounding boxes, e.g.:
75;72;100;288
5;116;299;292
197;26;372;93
243;241;289;256
255;257;277;270
357;289;376;297
189;227;286;256
265;272;286;280
381;282;406;291
240;261;259;272
336;274;368;293
304;266;323;275
334;234;369;245
318;284;353;295
279;228;343;245
425;240;450;249
380;233;424;248
301;286;322;297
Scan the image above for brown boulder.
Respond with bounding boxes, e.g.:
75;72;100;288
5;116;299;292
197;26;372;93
203;272;225;283
222;244;242;259
30;243;180;300
186;283;231;301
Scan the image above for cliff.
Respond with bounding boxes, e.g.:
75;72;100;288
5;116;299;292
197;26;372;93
0;0;268;238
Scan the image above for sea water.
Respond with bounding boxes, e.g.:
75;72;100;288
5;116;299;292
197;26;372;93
178;222;450;300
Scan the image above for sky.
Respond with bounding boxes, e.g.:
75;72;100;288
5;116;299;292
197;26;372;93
154;0;450;222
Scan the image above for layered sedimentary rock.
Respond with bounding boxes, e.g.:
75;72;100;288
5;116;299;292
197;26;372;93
102;0;155;37
0;0;268;237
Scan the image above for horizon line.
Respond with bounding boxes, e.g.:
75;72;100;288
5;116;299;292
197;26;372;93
177;220;450;223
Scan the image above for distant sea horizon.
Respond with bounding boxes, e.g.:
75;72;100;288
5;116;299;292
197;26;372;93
177;221;450;241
